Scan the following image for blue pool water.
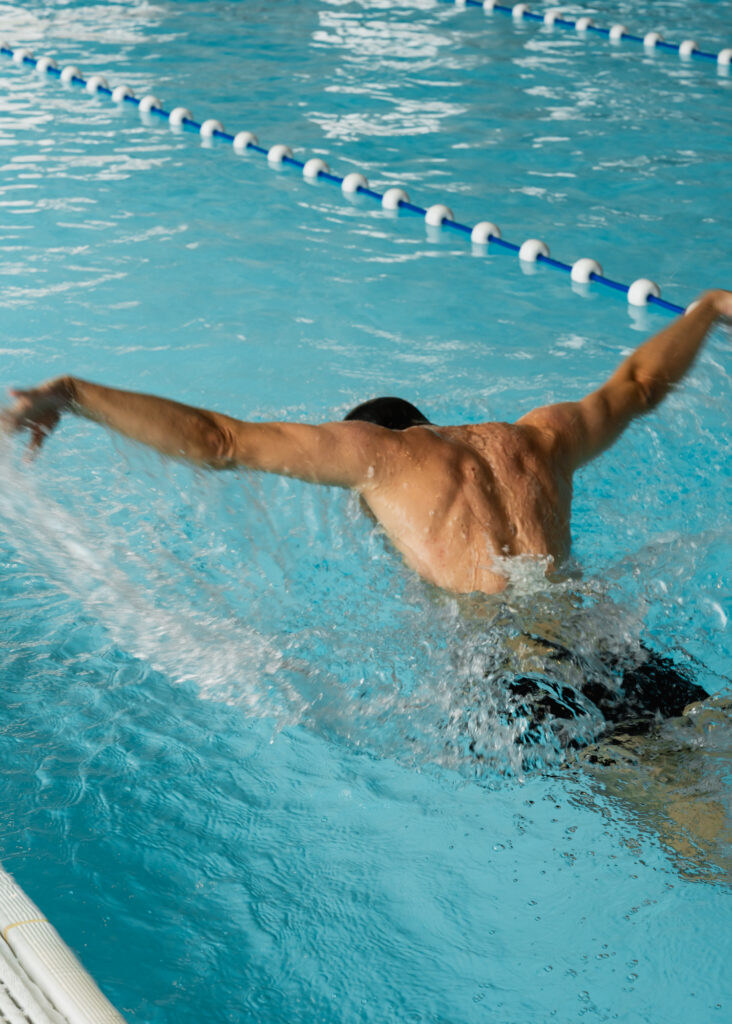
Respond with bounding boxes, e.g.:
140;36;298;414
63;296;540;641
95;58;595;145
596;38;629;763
1;1;731;1021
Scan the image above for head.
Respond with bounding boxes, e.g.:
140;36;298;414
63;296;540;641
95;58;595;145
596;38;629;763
343;396;432;431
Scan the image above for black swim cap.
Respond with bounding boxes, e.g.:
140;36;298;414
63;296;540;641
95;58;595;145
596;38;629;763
343;396;431;431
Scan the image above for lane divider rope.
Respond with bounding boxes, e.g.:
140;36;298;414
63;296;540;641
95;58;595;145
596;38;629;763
446;1;732;69
0;42;691;316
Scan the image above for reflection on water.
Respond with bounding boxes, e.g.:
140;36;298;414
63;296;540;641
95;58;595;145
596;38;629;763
0;430;730;884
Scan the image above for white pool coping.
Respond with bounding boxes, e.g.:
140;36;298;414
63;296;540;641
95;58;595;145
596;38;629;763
0;864;126;1024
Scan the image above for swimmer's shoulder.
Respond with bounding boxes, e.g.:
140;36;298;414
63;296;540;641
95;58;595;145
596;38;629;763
437;421;544;461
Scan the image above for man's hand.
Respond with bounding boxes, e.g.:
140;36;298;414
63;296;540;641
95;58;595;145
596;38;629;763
2;377;72;452
711;288;732;323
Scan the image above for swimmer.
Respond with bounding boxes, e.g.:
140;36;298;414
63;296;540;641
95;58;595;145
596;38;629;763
4;287;732;781
5;288;731;597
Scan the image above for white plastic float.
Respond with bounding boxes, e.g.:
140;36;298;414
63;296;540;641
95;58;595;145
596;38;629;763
303;158;329;180
169;106;192;127
571;257;602;283
35;57;58;74
519;238;549;261
267;143;293;165
60;65;81;84
138;95;162;114
679;39;698;58
627;278;661;306
85;75;108;94
341;172;368;194
233;130;258;152
381;187;409;210
200;118;224;139
470;221;502;244
111;85;133;103
425;204;454;227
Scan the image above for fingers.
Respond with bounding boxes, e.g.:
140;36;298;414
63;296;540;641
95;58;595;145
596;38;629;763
2;386;59;449
30;424;47;452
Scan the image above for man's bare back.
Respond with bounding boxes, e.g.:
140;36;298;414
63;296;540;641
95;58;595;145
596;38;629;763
3;288;731;596
358;421;571;593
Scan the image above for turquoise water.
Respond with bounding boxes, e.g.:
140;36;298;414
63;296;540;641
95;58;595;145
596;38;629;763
1;1;731;1020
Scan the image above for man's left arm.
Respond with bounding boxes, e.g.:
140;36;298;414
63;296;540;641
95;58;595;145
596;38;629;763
517;289;732;470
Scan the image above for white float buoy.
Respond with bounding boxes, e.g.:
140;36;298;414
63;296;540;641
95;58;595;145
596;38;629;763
484;0;498;12
512;4;529;20
342;172;368;194
544;9;563;26
303;158;330;180
455;0;467;8
233;131;258;152
575;17;594;33
679;39;697;58
267;144;293;165
169;106;193;127
519;238;549;262
85;75;109;94
627;278;661;306
609;24;627;43
12;48;33;65
470;221;502;244
381;187;409;210
643;32;663;49
60;65;81;84
200;119;224;138
138;95;162;114
571;258;602;283
425;204;454;227
718;48;732;66
111;85;133;104
35;56;58;74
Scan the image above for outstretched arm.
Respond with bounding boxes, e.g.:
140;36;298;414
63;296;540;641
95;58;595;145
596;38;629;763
3;376;394;489
519;289;732;469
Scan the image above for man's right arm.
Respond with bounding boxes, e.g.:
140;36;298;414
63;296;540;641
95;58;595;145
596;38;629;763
3;376;399;490
518;289;732;470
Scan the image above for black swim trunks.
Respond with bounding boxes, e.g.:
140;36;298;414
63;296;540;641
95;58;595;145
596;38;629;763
500;638;708;754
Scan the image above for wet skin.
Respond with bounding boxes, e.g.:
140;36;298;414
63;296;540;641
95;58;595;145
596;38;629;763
3;289;732;596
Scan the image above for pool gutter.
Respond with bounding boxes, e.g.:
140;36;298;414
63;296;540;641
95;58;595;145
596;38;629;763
0;863;126;1024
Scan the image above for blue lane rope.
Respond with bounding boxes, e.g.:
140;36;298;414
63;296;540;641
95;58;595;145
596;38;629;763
0;43;690;316
443;1;731;68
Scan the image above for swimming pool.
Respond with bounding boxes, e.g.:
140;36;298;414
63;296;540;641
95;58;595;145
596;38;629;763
0;0;731;1020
